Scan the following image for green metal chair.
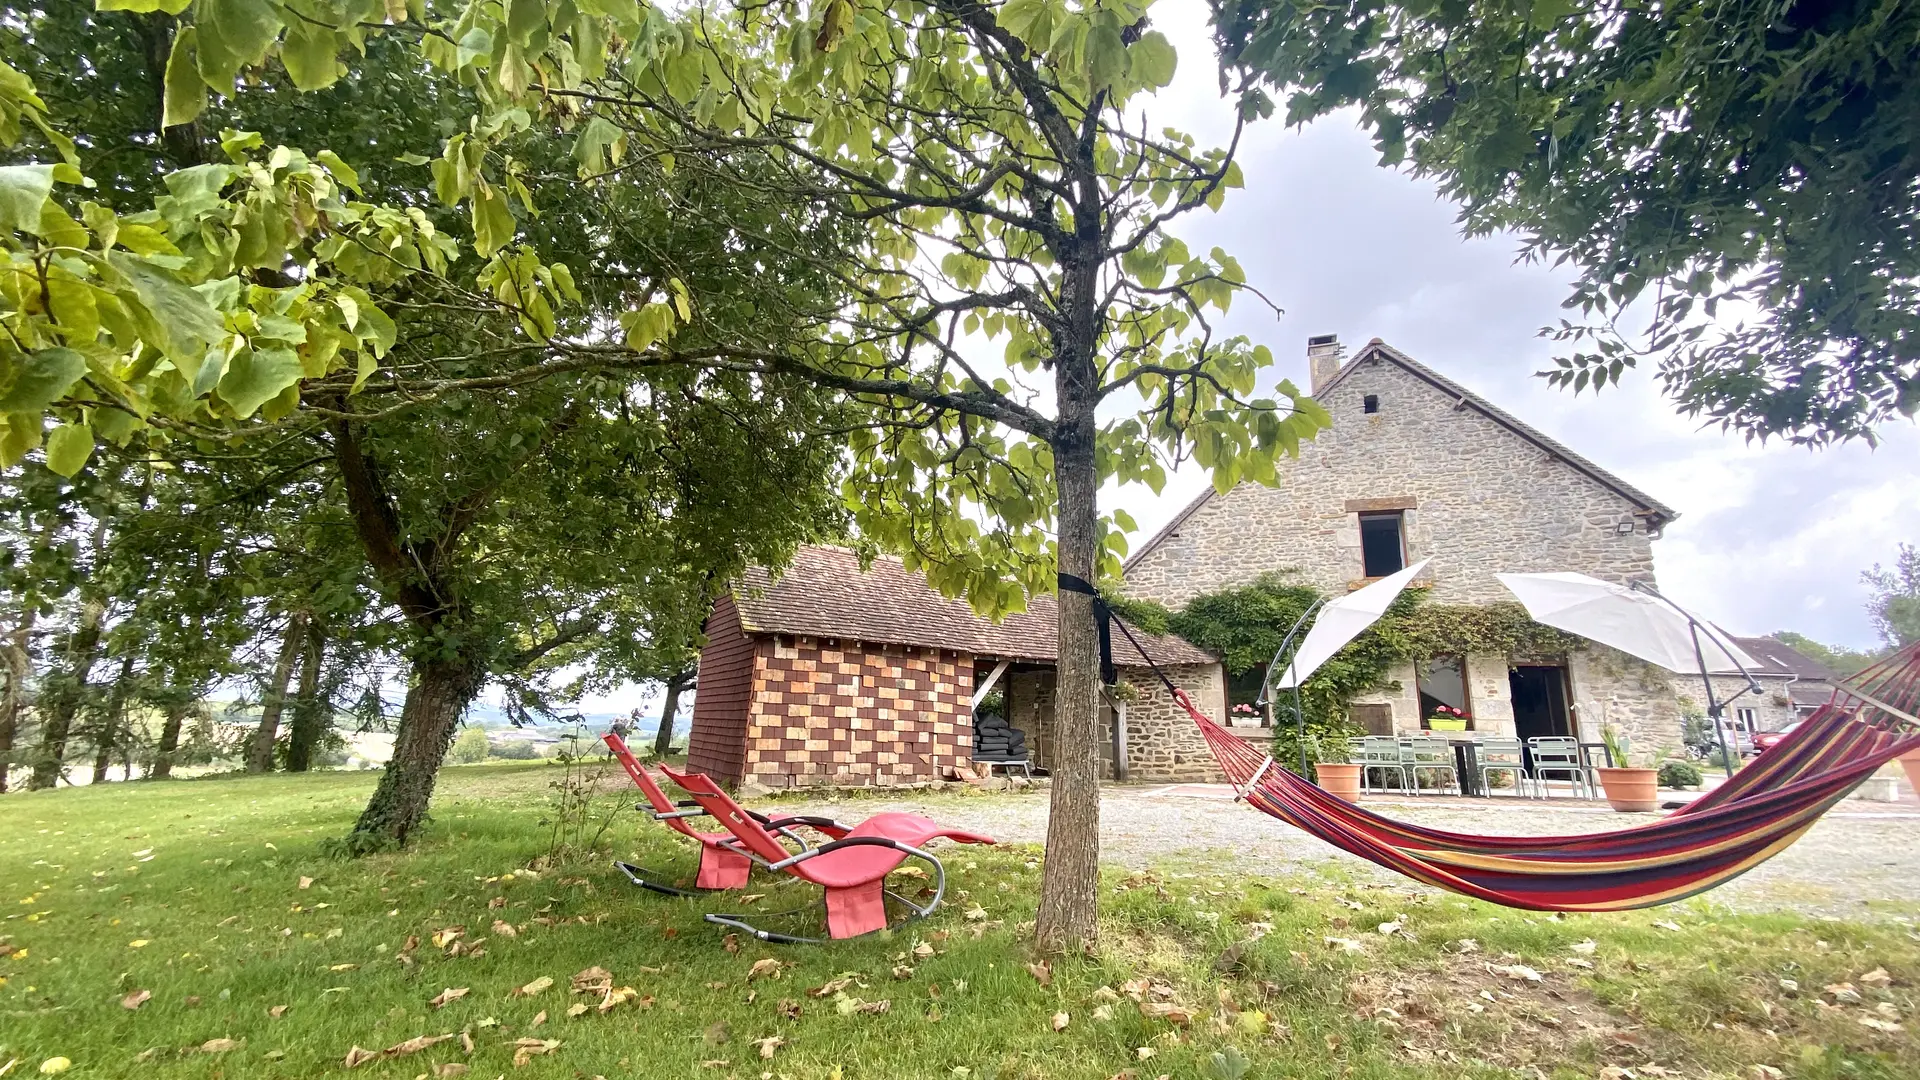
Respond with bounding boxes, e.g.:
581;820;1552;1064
1401;736;1460;795
1477;737;1533;798
1355;735;1411;795
1527;736;1589;798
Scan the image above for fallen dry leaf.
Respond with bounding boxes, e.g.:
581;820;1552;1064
1052;1011;1070;1031
753;1036;785;1059
1491;963;1544;983
566;1003;588;1018
429;987;470;1009
528;1011;546;1029
510;1038;560;1067
963;906;988;921
121;989;151;1010
343;1046;380;1068
913;941;936;959
512;976;555;998
1651;920;1683;932
1860;967;1893;988
489;896;507;909
808;975;857;997
596;986;639;1013
1027;960;1052;986
1377;920;1403;936
571;967;613;995
1748;1067;1784;1080
198;1039;239;1053
435;1064;469;1078
298;877;313;890
777;999;802;1020
430;927;464;949
698;1061;729;1070
1857;1016;1904;1034
491;920;518;939
268;1005;289;1019
402;935;420;953
892;965;914;980
1092;1004;1115;1021
384;1033;454;1057
704;1021;731;1045
1323;936;1365;953
1571;939;1598;955
38;1058;71;1075
723;933;741;954
747;958;784;982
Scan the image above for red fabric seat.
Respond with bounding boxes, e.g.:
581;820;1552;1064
659;763;994;938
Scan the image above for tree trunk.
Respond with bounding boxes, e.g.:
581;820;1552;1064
285;619;328;772
1034;334;1104;952
92;651;139;783
150;698;190;780
30;598;106;790
246;612;308;773
653;669;694;756
0;606;36;794
345;655;485;851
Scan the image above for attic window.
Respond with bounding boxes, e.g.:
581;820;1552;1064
1358;511;1405;577
1362;394;1380;414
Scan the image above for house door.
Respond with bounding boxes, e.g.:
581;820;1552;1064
1509;665;1573;741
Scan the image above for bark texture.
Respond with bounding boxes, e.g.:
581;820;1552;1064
30;597;106;790
150;699;189;780
285;620;328;772
92;652;138;783
246;611;308;773
346;656;485;848
1033;268;1104;950
653;669;694;756
0;606;36;794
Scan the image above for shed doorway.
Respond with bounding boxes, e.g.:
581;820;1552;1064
1509;665;1573;741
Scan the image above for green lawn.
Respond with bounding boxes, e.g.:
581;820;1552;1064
2;762;1916;1080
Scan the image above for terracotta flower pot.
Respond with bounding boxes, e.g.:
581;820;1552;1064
1901;749;1920;798
1315;762;1364;804
1596;766;1659;812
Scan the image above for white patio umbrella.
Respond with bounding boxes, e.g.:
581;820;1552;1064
1492;572;1757;675
1494;571;1762;775
1273;559;1431;689
1262;559;1429;774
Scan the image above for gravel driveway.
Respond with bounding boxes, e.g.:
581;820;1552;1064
771;783;1920;919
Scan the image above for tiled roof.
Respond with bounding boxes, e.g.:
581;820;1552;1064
729;546;1217;667
1727;635;1838;681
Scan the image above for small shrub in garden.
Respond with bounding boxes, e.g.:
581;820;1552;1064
447;726;490;764
1659;760;1703;790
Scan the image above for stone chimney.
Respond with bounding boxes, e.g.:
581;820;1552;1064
1307;334;1344;394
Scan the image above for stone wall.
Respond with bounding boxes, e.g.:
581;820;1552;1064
741;636;972;788
1567;646;1686;756
1701;674;1800;734
1123;351;1660;608
1006;662;1228;782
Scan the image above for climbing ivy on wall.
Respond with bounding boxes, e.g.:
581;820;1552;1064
1110;573;1585;760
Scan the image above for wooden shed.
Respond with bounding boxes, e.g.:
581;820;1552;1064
686;546;1225;789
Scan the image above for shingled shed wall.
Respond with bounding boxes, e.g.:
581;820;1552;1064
685;597;756;784
741;635;973;788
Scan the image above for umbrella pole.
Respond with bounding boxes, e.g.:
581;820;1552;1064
1687;622;1735;779
1256;599;1326;776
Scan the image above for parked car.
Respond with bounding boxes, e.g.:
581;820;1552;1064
1753;721;1802;753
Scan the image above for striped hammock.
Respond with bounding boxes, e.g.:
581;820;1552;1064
1179;644;1920;911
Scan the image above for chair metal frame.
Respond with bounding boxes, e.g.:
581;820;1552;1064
1476;736;1534;798
1527;736;1590;798
1401;735;1461;795
1355;735;1412;795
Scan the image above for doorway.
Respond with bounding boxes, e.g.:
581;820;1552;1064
1508;665;1572;741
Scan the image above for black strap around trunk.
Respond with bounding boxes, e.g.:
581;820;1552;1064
1057;572;1119;687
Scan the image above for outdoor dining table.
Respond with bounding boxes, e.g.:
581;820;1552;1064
1448;738;1485;797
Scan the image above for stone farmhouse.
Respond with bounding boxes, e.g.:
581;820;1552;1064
683;337;1835;788
1123;336;1702;753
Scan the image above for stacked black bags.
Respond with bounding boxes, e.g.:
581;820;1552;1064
973;712;1028;762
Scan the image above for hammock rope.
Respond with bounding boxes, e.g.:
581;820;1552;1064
1105;614;1920;911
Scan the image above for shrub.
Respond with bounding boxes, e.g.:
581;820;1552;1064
487;738;540;760
447;726;490;764
1658;760;1703;790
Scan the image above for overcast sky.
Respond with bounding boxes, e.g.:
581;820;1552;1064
1101;0;1920;652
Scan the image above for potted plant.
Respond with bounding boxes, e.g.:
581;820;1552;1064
1304;733;1364;803
1901;747;1920;798
1426;704;1470;731
1595;726;1659;812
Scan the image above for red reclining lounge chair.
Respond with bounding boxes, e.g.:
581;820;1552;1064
601;733;849;894
659;763;995;942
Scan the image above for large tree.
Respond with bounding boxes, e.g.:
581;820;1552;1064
1210;0;1920;444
